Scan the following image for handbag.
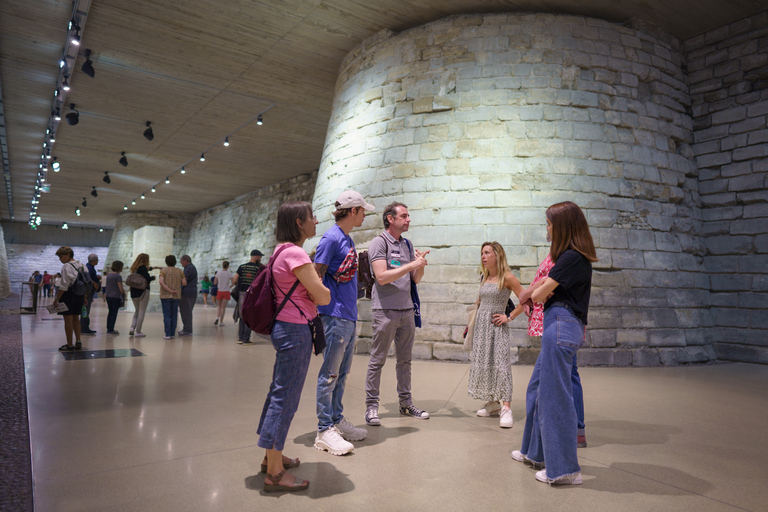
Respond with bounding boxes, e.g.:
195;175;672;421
463;303;478;352
275;279;326;355
125;272;147;290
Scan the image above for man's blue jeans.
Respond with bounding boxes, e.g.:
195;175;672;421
161;299;179;337
520;304;584;480
316;315;356;432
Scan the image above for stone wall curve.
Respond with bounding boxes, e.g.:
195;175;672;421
312;12;713;366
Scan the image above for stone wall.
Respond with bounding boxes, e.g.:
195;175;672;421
4;244;109;293
0;224;11;298
105;212;193;271
312;13;714;366
685;12;768;364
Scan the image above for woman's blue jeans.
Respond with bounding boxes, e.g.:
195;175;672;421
520;304;584;480
257;320;312;451
161;299;179;337
316;315;357;432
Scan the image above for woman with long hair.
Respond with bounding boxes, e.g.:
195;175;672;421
468;242;524;428
511;201;597;485
213;262;232;326
258;201;330;493
129;253;155;337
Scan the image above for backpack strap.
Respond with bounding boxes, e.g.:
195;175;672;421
269;244;305;321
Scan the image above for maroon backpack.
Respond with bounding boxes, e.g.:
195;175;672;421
241;245;299;335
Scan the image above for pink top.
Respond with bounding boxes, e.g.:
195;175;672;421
528;254;554;336
273;243;317;324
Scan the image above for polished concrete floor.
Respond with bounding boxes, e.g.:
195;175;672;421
22;299;768;511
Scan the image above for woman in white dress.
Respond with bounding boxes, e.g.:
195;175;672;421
467;242;524;428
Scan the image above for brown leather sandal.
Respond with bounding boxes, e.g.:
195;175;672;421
261;456;300;474
264;470;309;493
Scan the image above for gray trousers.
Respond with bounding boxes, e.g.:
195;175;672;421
365;309;416;408
237;293;252;341
130;289;150;333
179;295;196;333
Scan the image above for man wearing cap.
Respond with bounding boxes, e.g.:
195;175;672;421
232;250;265;344
312;190;373;456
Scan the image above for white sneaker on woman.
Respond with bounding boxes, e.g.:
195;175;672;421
499;406;514;428
477;401;501;417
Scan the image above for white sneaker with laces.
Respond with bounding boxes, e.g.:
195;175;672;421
336;416;367;441
511;450;525;462
499;406;514;428
477;401;501;417
314;426;354;456
535;469;582;485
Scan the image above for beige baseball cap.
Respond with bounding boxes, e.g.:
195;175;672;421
336;190;375;211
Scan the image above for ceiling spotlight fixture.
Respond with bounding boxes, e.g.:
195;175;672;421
81;198;87;208
131;200;136;205
119;151;128;167
59;57;66;69
62;223;69;229
200;153;205;162
62;77;71;91
50;135;55;143
123;205;128;210
224;137;230;147
257;115;263;126
165;177;170;184
81;49;95;78
75;208;81;216
180;167;185;174
66;103;79;125
99;228;103;232
151;187;156;193
140;194;145;199
91;187;98;197
54;108;62;121
54;88;60;97
71;26;81;46
103;171;111;184
143;121;154;141
36;217;42;226
51;157;60;172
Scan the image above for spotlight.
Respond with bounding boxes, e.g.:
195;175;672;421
91;187;98;197
131;200;136;205
151;187;156;193
103;171;111;184
99;228;103;232
50;135;55;143
123;205;128;210
59;58;66;69
81;49;95;78
75;208;81;216
140;194;145;199
62;223;69;229
81;198;87;207
51;157;60;172
46;152;51;159
54;88;60;97
54;108;61;121
66;103;79;125
143;121;154;141
119;151;128;167
224;137;230;147
71;28;81;46
180;167;185;174
62;77;70;91
200;153;205;162
36;217;42;225
257;115;263;126
165;177;170;184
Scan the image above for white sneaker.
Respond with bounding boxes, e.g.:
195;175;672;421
477;401;501;417
500;406;514;428
535;469;582;485
134;332;146;338
511;450;545;469
314;426;354;456
511;450;526;463
336;416;367;441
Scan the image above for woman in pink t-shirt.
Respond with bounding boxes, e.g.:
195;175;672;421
258;201;330;493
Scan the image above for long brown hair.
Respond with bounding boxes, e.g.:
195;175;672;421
546;202;598;263
480;241;511;291
275;201;313;244
130;253;150;273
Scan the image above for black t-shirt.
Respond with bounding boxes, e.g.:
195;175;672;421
544;249;592;325
236;262;265;291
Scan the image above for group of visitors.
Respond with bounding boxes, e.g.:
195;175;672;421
254;193;594;492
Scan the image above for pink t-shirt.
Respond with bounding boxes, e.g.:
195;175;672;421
272;243;317;324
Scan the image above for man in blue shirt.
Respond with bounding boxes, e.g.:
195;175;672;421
81;254;101;335
313;190;374;456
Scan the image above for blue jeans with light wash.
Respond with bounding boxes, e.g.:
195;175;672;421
316;315;357;432
161;299;179;337
257;320;313;451
520;304;584;480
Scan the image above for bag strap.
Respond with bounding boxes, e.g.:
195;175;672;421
269;244;307;321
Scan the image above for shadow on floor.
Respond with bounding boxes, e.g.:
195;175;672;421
585;420;682;447
582;462;713;495
245;461;355;499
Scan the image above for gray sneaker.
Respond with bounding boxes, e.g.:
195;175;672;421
336;416;367;441
364;408;381;426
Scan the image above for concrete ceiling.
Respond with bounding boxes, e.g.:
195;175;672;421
1;0;765;228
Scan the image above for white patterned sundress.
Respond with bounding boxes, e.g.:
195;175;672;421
467;282;513;402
